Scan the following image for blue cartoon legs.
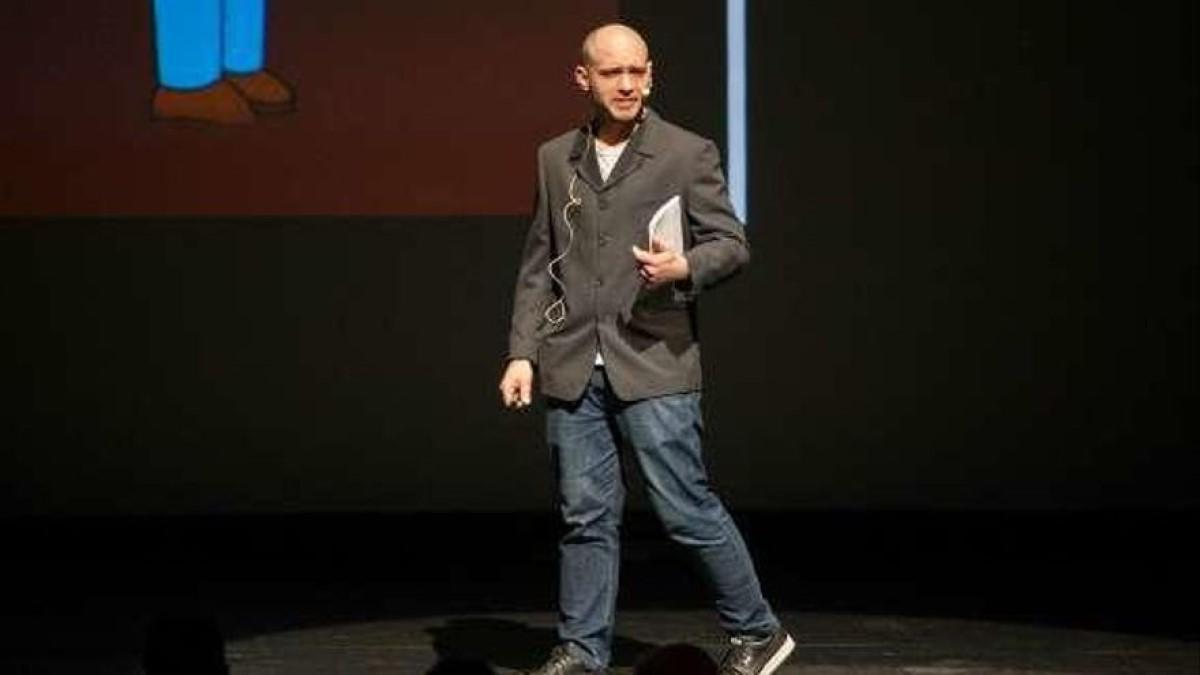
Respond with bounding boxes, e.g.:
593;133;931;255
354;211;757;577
153;0;222;89
222;0;294;113
152;0;293;124
223;0;266;74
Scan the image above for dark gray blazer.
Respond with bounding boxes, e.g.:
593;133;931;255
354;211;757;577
507;109;749;402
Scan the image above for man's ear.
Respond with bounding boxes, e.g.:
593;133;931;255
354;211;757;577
574;65;590;92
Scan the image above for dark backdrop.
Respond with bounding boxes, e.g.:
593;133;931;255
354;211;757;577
2;0;1194;514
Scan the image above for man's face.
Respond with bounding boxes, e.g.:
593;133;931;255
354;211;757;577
576;30;653;125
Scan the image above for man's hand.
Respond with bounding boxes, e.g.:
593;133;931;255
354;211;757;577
499;358;534;409
632;238;690;287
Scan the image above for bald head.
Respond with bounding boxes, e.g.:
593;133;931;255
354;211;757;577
575;23;654;134
581;23;650;66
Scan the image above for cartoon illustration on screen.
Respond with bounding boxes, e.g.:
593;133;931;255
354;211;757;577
152;0;294;124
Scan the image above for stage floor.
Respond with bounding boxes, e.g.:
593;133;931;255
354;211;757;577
3;512;1196;673
3;608;1197;673
229;610;1198;674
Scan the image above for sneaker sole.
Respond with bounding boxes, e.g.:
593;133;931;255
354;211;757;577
760;633;795;675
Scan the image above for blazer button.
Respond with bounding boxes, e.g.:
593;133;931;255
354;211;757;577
594;277;603;287
598;197;609;210
598;234;610;247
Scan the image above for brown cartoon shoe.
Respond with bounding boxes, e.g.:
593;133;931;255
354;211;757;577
152;80;255;125
224;70;295;113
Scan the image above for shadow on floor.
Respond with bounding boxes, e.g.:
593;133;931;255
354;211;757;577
427;616;658;671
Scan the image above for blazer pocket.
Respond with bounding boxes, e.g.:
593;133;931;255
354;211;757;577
627;303;689;338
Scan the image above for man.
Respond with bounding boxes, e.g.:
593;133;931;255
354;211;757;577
500;24;793;675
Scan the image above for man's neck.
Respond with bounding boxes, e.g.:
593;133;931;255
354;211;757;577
594;111;641;146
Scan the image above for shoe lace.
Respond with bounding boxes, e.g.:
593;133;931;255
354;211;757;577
542;645;579;674
718;636;757;674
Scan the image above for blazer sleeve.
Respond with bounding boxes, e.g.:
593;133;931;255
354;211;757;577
507;145;554;363
681;140;750;296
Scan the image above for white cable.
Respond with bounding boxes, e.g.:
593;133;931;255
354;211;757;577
543;115;641;328
543;172;580;327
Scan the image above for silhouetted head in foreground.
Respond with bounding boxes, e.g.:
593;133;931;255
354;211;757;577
142;611;228;675
427;656;497;675
633;642;718;675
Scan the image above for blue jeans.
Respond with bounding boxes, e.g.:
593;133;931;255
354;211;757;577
547;368;778;668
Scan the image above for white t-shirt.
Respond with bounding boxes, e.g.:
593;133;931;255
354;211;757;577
594;138;628;182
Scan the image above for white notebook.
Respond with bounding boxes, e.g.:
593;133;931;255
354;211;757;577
646;195;684;252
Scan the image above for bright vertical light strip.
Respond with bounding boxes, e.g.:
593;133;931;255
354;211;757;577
727;0;748;222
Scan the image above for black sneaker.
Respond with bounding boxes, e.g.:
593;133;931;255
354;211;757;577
718;627;795;675
526;644;605;675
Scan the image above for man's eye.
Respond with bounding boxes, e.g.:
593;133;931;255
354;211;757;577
597;68;646;77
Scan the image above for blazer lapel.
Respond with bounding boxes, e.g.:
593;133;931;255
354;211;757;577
601;108;662;191
569;108;664;193
568;128;604;193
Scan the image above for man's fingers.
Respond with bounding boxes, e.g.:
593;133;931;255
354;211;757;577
507;382;530;408
500;359;535;408
500;377;521;408
640;268;666;287
503;385;527;408
633;243;672;260
632;245;672;263
500;375;532;408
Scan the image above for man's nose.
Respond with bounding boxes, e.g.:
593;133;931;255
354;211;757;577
618;73;635;91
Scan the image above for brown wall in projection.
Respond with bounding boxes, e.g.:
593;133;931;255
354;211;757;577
0;1;617;216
